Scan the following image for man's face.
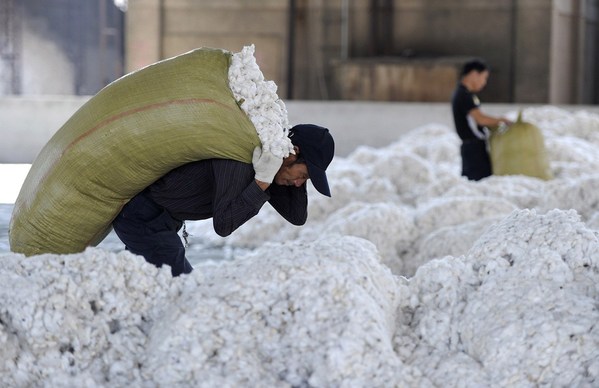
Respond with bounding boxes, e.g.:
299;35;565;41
273;150;309;188
471;70;490;92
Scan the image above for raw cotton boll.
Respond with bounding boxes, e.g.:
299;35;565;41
326;157;373;186
414;174;465;206
540;175;599;220
565;111;599;143
0;248;174;387
468;209;599;280
304;157;397;223
526;106;599;142
218;204;302;249
408;216;504;277
399;209;599;386
418;351;489;388
460;273;599;386
544;135;599;179
459;212;599;386
183;219;225;248
545;136;599;165
308;175;399;222
587;211;599;230
347;144;383;165
369;150;436;205
396;124;461;165
550;160;599;179
142;235;409;386
228;44;293;158
414;196;518;236
301;202;417;275
407;255;478;352
470;175;546;209
521;106;575;137
437;175;545;210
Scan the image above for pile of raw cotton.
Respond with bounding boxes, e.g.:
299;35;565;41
228;44;294;158
1;106;599;386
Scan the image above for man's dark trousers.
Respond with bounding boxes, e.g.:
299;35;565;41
112;190;193;277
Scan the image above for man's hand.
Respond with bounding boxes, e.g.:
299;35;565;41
252;146;282;186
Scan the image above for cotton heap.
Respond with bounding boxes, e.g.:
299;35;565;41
2;106;599;386
1;210;598;386
200;106;599;275
229;44;294;158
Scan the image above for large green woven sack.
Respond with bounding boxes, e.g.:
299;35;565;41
10;47;260;256
489;112;553;180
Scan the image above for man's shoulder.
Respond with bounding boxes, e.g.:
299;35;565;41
452;85;479;109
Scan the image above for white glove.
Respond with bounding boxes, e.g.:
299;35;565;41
252;146;282;184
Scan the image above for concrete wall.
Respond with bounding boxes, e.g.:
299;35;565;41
126;0;289;96
3;96;599;163
330;56;467;102
3;0;597;105
550;0;599;104
122;0;598;104
372;0;553;103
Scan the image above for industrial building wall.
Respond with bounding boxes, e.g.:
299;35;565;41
125;0;598;104
2;0;596;104
0;0;124;96
125;0;290;96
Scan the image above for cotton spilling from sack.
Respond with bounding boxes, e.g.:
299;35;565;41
229;44;294;158
2;106;599;386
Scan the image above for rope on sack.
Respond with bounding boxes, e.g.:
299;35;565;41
182;221;190;248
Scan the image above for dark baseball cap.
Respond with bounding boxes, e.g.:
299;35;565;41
288;124;335;197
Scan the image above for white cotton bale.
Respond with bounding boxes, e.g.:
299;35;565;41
414;196;518;235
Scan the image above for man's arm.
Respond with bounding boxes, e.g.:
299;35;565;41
211;159;270;237
469;108;513;127
267;183;308;226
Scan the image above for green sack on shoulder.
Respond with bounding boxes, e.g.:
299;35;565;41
10;47;261;256
489;112;553;181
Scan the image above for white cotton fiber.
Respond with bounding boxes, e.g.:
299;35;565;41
0;249;174;387
414;195;518;235
299;201;417;274
459;209;599;386
228;44;294;158
4;106;599;386
393;209;599;387
408;216;504;276
540;174;599;219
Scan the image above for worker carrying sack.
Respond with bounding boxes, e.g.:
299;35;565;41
489;111;553;181
10;45;292;256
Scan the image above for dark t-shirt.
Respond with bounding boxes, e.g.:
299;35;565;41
451;83;483;141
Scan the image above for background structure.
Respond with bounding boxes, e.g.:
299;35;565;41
1;0;598;104
0;0;123;96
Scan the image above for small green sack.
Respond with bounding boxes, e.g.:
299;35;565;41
10;47;260;256
489;112;553;180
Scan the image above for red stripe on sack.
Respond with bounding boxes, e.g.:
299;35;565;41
68;98;233;150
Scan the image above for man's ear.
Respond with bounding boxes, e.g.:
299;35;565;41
293;145;300;154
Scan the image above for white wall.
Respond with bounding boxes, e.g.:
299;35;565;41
1;96;598;163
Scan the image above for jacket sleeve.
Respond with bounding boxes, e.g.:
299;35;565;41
211;159;270;237
266;183;308;226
